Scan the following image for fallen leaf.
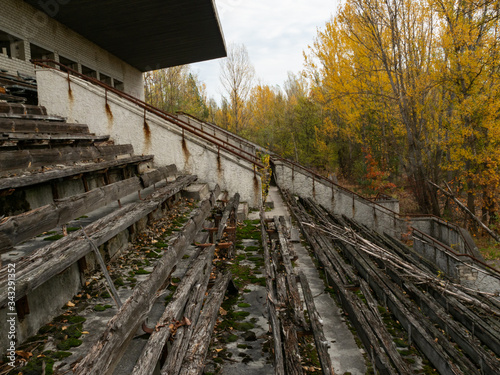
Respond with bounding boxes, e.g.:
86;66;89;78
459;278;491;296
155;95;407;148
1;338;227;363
15;351;32;360
82;331;89;334
66;301;75;307
61;326;67;331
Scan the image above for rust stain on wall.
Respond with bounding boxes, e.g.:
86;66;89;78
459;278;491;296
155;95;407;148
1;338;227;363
182;136;191;162
143;120;152;153
106;103;114;131
68;85;74;118
217;154;222;176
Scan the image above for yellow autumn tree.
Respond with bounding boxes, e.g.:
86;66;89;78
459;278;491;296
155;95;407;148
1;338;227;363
432;0;500;227
306;0;500;223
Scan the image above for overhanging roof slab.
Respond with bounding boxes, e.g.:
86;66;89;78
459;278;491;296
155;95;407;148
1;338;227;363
23;0;226;71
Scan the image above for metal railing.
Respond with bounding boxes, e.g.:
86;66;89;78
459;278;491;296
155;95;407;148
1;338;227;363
272;156;479;257
413;228;500;277
31;59;264;169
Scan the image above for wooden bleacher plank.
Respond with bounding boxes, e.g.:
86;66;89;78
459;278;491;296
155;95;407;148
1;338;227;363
0;119;89;133
0;154;153;190
0;144;135;173
0;102;45;116
0;174;198;308
1;133;109;143
139;164;177;187
0;177;143;249
0;113;66;121
96;144;133;157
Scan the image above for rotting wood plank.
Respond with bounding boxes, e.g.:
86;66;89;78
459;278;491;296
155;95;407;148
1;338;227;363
0;177;142;248
268;297;285;375
132;245;216;375
387;270;499;373
0;102;43;115
269;218;305;374
217;193;240;243
0;144;135;173
426;286;500;357
274;216;306;329
290;202;396;374
359;280;412;375
2;132;109;143
178;272;232;375
282;190;458;374
262;214;285;375
73;185;220;375
282;323;303;375
140;164;178;188
298;270;335;375
0;175;199;307
262;210;276;282
160;256;213;375
136;193;231;374
0;118;90;134
337;214;497;372
340;239;476;375
0;154;153;191
388;268;499;373
82;228;123;309
300;200;359;285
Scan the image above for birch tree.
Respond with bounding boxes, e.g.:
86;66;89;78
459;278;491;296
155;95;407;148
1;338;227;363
219;43;255;134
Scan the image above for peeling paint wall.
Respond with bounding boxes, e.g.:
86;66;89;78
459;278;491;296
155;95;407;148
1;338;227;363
36;69;262;208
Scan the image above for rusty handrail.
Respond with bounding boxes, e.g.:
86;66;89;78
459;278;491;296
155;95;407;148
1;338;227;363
31;59;264;169
176;111;258;151
413;228;500;277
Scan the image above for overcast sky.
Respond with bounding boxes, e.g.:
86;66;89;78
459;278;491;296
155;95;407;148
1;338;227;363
191;0;338;103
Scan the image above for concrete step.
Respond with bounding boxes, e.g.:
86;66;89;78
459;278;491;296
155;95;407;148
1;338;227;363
264;194;274;209
237;201;249;221
182;183;209;201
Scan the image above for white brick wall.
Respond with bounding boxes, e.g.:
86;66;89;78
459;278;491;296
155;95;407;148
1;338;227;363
0;0;144;99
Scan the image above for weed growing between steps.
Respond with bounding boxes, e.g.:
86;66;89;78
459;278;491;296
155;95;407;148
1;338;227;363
0;198;197;375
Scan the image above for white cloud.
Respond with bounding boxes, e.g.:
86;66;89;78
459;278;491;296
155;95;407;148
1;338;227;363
191;0;338;103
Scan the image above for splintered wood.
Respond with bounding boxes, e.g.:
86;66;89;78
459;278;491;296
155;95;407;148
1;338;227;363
262;210;335;375
281;188;500;375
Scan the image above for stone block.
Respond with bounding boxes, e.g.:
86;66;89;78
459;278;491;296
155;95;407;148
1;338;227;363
182;183;209;201
237;202;249;221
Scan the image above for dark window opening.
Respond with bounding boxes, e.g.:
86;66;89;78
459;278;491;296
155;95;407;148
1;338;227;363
59;55;78;73
0;30;25;60
30;43;54;61
100;72;112;86
81;64;97;79
114;79;124;91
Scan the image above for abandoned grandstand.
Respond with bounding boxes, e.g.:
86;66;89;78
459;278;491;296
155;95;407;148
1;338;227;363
1;1;500;374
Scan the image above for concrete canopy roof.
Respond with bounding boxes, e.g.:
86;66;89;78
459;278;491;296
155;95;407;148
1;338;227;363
24;0;227;71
